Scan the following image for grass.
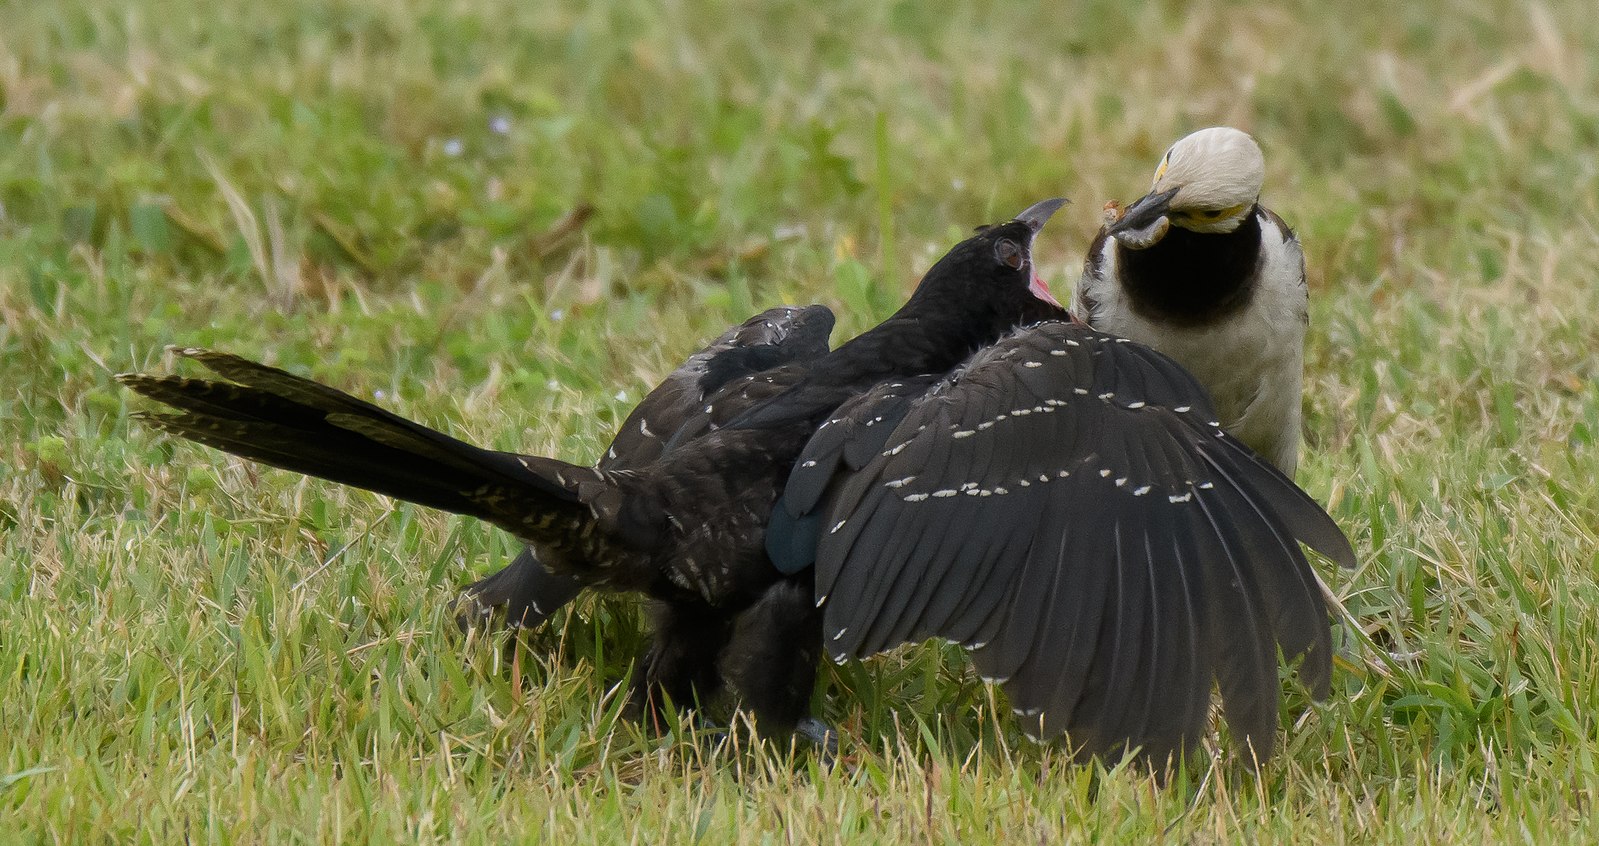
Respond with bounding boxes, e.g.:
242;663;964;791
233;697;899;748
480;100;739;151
3;0;1598;841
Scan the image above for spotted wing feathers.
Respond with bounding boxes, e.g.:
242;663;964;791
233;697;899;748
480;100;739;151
766;374;944;574
800;321;1353;762
610;304;836;465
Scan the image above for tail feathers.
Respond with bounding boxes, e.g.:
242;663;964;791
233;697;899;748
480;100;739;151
119;348;597;541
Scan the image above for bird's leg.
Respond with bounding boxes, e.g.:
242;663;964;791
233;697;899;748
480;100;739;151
628;600;732;733
720;577;833;755
454;547;586;634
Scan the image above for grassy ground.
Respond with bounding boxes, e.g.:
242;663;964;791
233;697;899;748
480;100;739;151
3;0;1598;841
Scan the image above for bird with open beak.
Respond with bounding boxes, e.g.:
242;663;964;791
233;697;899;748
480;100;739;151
1076;127;1308;474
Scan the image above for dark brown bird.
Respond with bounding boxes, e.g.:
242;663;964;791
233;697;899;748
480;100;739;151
122;195;1355;764
456;303;837;634
120;199;1072;741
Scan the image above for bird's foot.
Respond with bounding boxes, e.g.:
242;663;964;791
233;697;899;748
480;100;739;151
677;715;839;764
794;716;840;764
451;589;498;634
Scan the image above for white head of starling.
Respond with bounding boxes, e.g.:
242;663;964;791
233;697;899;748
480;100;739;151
1112;127;1266;248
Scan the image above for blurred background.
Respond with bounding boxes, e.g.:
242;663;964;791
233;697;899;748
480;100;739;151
6;1;1595;335
3;0;1598;841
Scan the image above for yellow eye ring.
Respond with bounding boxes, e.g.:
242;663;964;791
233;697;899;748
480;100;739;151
1186;203;1249;223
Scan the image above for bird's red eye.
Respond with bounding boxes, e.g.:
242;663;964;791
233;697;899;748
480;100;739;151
994;238;1025;270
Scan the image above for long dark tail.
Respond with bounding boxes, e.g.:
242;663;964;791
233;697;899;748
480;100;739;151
118;348;600;544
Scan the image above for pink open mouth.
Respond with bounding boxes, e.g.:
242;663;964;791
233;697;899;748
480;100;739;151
1030;273;1063;308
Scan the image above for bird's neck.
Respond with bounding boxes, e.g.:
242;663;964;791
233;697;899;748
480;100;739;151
1115;206;1262;327
729;290;1057;432
832;288;1053;380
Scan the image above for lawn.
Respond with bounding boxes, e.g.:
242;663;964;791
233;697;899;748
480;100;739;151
3;0;1598;841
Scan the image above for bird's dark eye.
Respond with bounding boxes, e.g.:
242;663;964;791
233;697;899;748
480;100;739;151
993;238;1025;270
1197;208;1224;219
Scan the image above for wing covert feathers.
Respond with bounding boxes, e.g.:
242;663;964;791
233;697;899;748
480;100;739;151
791;321;1352;762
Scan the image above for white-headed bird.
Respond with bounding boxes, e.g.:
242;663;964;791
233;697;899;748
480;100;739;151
1076;127;1307;474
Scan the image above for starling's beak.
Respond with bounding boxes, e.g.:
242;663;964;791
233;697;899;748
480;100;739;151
1107;187;1180;249
1110;188;1180;235
1014;197;1069;233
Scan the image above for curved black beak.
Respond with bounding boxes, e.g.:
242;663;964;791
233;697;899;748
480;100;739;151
1107;187;1179;236
1013;197;1069;233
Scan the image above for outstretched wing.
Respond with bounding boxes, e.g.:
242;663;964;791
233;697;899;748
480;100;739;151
787;320;1354;763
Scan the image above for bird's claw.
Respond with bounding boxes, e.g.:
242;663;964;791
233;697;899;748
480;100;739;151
795;716;840;764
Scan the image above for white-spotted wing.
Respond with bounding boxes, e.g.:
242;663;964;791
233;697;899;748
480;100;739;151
779;320;1355;763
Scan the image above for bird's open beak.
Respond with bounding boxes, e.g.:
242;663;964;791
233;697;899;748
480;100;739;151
1013;198;1068;308
1014;197;1068;233
1107;187;1179;249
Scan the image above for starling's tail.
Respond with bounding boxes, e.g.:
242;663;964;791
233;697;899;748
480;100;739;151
118;348;600;542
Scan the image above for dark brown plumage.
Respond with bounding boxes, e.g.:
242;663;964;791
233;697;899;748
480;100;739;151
457;304;837;633
122;193;1354;765
768;320;1354;763
119;199;1071;740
